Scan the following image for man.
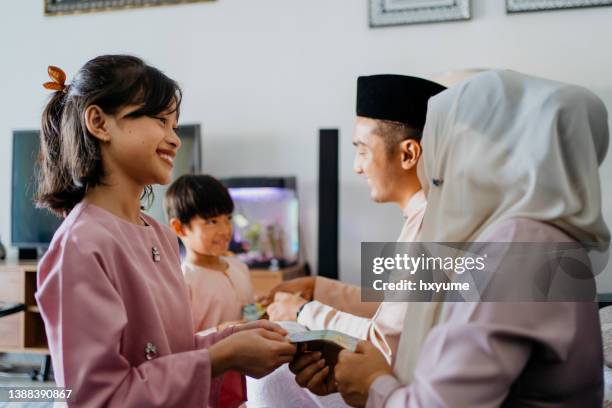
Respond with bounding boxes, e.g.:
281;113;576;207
255;75;445;404
265;75;445;358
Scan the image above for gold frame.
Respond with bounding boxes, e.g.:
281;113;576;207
44;0;215;17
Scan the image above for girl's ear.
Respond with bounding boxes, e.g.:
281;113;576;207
170;218;186;237
399;139;422;171
84;105;111;143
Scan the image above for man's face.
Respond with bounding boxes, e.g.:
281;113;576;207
352;116;406;203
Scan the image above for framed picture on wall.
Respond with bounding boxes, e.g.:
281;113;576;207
506;0;612;13
370;0;471;27
44;0;214;16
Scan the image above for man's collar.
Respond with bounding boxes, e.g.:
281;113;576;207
402;189;426;218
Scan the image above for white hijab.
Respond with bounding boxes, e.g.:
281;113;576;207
419;69;609;244
394;69;610;384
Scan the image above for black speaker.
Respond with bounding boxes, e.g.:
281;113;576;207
18;248;38;261
318;129;339;280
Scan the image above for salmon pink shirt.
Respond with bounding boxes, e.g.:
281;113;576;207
182;257;254;333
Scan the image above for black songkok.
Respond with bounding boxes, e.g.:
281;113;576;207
356;74;446;129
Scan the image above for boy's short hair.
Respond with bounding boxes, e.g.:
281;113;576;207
164;174;234;225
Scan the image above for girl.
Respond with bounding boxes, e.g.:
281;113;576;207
35;55;295;407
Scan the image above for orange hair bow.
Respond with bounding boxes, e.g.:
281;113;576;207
43;66;67;93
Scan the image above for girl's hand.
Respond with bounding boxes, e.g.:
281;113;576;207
209;328;296;379
335;341;393;408
231;320;288;336
216;319;246;332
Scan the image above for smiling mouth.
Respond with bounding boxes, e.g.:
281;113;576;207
157;151;175;167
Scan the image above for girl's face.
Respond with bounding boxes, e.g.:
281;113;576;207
181;214;234;257
104;103;181;187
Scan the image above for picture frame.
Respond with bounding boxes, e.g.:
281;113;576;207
44;0;214;16
506;0;612;13
370;0;471;27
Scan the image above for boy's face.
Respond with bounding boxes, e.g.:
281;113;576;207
172;214;233;257
352;116;420;204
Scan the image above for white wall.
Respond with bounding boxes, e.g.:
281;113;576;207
1;0;612;289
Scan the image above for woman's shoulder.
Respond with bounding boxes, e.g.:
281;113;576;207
480;218;575;243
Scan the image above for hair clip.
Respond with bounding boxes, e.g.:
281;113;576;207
43;66;67;93
432;178;444;187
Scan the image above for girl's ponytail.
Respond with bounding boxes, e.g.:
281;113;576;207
37;88;78;217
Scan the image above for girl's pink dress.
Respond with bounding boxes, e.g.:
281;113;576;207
36;202;245;407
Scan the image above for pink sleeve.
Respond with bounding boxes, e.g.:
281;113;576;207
195;326;246;408
366;303;541;408
314;276;379;318
366;375;404;408
195;326;236;348
36;238;221;408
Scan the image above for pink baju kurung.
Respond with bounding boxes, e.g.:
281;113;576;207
36;202;245;407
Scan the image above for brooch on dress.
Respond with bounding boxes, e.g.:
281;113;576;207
145;342;158;360
152;247;161;262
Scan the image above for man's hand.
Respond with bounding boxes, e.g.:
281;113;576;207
335;341;393;407
266;292;308;322
289;351;338;396
258;277;316;306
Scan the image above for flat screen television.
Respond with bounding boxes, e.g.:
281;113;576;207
11;130;62;252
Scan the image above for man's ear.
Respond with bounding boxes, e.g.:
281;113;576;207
399;139;422;170
84;105;112;143
170;218;187;237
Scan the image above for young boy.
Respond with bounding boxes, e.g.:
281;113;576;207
164;174;254;333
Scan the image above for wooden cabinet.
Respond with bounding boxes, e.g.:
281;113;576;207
0;261;48;354
249;263;307;298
